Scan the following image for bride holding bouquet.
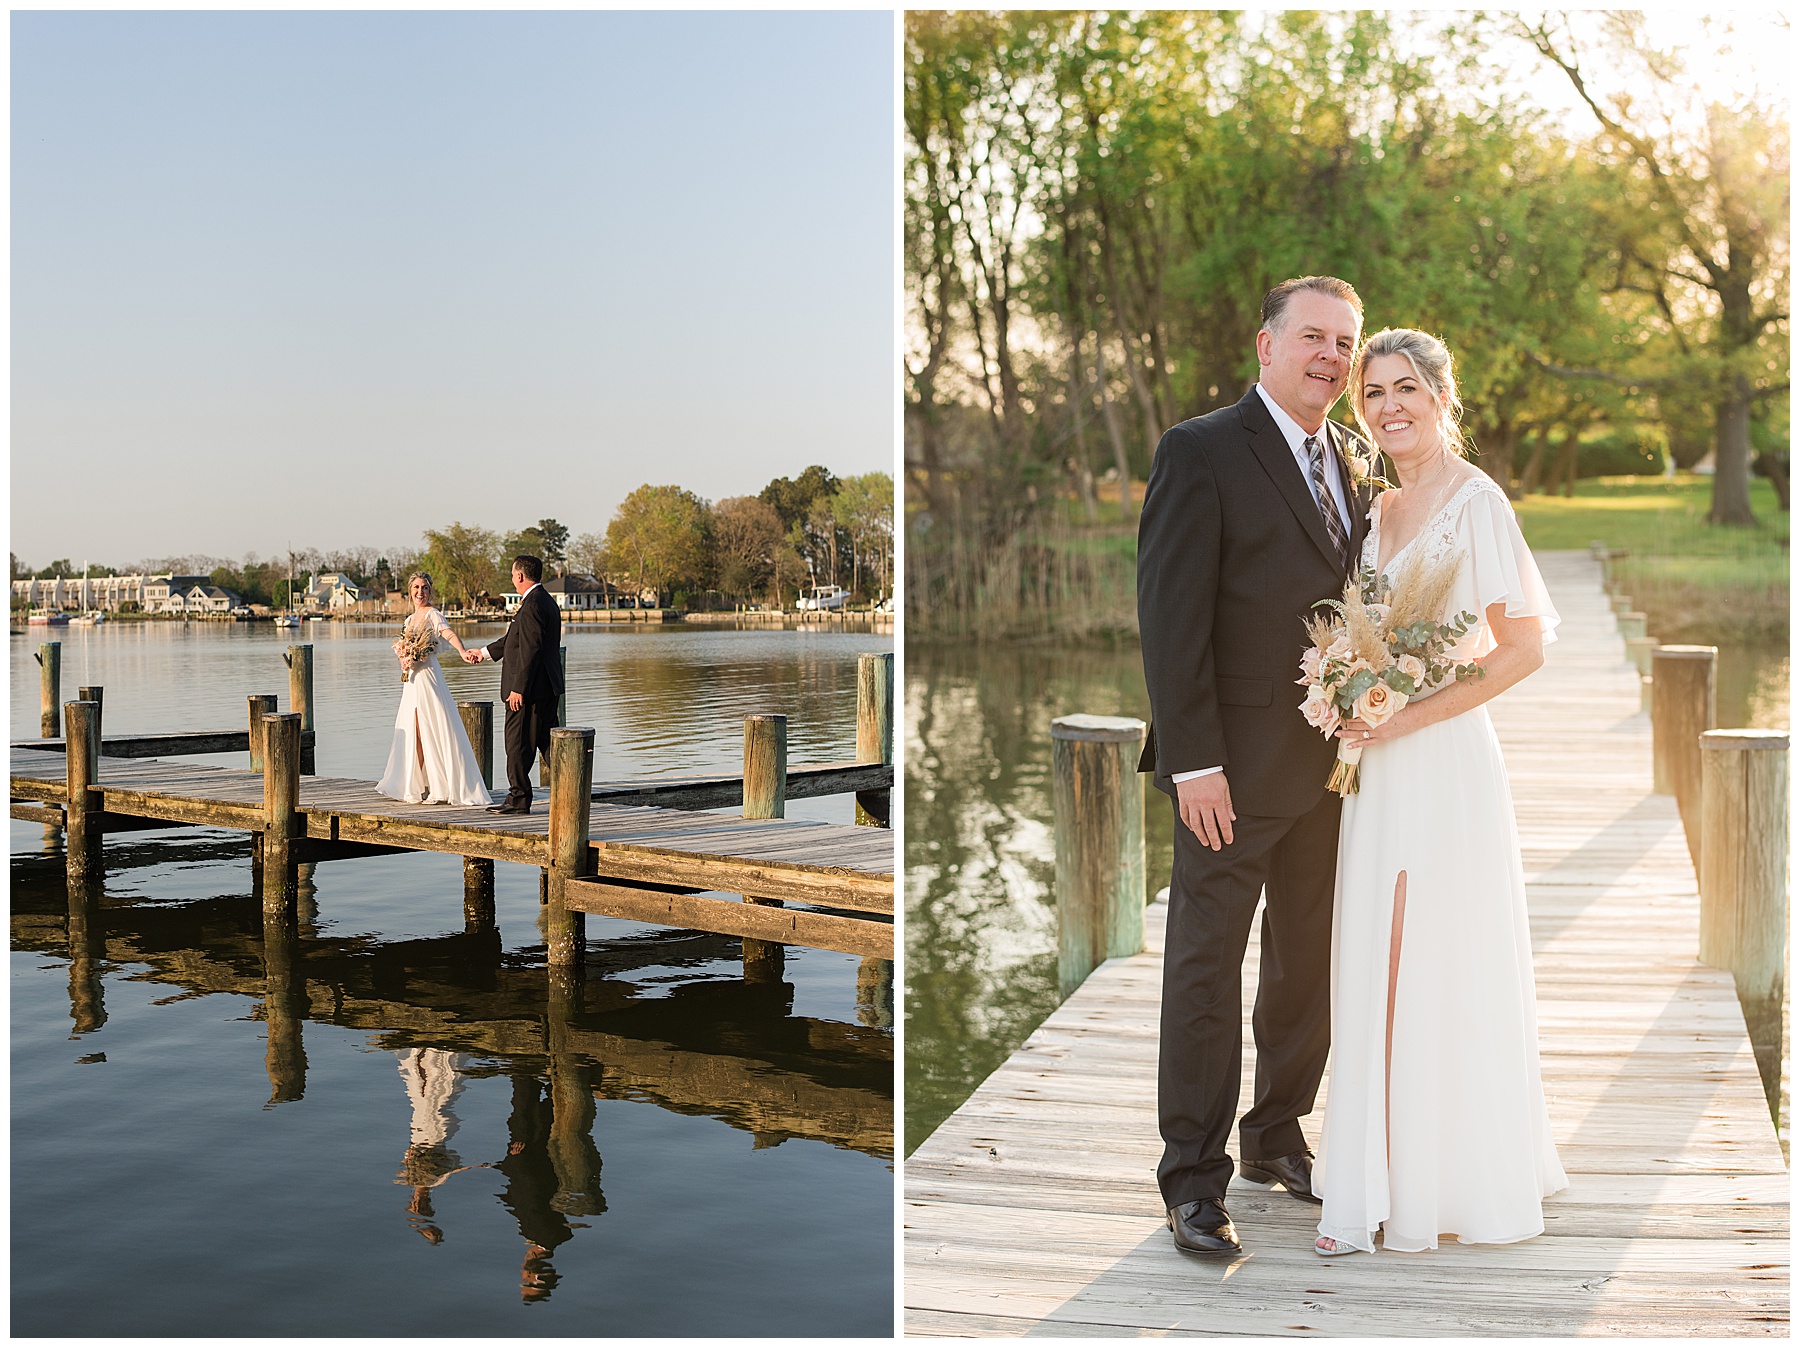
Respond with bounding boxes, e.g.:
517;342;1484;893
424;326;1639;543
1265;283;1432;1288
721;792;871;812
1309;329;1567;1256
375;572;493;807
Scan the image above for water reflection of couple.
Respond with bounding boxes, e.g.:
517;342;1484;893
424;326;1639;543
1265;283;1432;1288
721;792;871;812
394;1047;604;1303
374;554;564;815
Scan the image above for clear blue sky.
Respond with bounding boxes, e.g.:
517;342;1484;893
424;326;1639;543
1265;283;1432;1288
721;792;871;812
12;10;894;569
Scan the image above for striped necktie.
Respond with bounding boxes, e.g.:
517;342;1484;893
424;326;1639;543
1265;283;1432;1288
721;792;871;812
1305;435;1351;570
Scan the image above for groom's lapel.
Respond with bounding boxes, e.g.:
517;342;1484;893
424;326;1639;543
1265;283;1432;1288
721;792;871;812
1241;392;1344;572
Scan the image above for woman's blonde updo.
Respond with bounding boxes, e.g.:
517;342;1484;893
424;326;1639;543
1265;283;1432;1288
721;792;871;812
1352;328;1469;459
408;571;435;598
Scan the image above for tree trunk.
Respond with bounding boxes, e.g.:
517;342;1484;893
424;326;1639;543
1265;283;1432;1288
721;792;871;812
1709;373;1756;525
1092;336;1135;519
1063;320;1099;522
1519;428;1550;496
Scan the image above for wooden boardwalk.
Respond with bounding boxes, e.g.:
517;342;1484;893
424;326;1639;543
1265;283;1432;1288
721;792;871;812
11;751;894;956
904;552;1787;1336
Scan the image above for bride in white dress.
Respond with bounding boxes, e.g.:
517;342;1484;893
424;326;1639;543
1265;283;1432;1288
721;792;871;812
375;572;493;807
1313;329;1567;1256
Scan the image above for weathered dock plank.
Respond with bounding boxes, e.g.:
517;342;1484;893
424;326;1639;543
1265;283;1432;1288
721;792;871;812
903;551;1787;1337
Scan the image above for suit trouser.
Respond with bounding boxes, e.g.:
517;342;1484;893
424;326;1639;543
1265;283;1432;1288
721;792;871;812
502;692;558;804
1157;788;1341;1208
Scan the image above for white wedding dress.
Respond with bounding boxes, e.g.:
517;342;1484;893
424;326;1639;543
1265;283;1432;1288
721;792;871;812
1314;474;1568;1253
375;607;493;807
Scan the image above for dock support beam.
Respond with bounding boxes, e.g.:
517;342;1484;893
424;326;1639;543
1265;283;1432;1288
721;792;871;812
284;645;315;774
1699;729;1789;1118
742;714;788;982
545;726;594;974
64;699;101;883
1052;714;1148;998
39;641;61;738
1651;645;1716;862
261;713;303;913
247;695;277;772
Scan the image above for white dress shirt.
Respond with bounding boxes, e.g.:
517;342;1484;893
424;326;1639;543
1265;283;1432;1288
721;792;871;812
1171;383;1351;785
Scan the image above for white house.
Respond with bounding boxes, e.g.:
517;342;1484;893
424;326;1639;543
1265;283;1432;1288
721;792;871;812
504;573;638;613
303;572;362;611
13;574;154;611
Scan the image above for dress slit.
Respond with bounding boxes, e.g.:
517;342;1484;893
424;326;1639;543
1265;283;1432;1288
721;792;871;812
1384;870;1407;1169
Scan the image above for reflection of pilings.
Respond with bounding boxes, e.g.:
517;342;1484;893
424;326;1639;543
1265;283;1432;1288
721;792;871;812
262;908;308;1105
464;858;497;932
295;862;320;931
546;972;604;1218
67;861;107;1035
856;957;894;1029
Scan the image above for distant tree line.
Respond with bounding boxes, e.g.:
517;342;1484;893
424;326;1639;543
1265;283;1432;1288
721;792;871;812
13;466;895;614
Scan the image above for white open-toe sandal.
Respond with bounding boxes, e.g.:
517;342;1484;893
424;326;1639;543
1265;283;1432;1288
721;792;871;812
1314;1236;1361;1257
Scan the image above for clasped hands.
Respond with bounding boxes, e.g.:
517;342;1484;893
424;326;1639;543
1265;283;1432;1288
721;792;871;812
458;648;519;709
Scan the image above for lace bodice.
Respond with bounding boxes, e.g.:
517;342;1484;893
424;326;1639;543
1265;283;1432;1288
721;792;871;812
1360;472;1560;665
1363;473;1506;579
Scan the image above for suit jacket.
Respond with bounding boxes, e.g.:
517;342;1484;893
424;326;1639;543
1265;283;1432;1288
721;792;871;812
485;585;564;704
1137;386;1376;818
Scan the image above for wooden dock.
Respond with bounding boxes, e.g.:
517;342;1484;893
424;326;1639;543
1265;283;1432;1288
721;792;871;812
12;749;893;957
904;552;1787;1336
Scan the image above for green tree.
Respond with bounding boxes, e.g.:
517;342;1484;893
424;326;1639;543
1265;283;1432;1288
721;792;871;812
712;496;784;603
10;553;30;581
602;485;714;606
1519;14;1789;524
537;519;569;567
35;559;76;579
834;471;895;599
421;523;503;608
758;466;839;530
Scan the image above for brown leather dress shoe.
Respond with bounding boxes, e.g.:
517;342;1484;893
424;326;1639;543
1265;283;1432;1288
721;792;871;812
1167;1197;1241;1255
1240;1149;1321;1204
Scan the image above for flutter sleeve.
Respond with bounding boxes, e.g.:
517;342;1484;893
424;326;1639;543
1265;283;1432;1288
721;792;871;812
1463;484;1560;647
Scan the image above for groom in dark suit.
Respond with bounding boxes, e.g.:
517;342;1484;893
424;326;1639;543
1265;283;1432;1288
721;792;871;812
467;554;563;815
1137;276;1376;1255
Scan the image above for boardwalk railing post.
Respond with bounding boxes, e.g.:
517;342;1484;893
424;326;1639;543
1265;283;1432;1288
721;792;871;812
742;714;787;981
1052;714;1147;998
458;701;494;791
855;652;894;827
1651;645;1716;862
77;686;104;745
261;713;303;913
545;726;595;974
247;695;277;772
1617;611;1647;641
38;641;61;738
284;645;315;774
63;700;101;881
1698;728;1788;1117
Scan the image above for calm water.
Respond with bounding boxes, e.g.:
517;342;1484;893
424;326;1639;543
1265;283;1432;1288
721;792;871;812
12;620;894;1337
903;632;1788;1156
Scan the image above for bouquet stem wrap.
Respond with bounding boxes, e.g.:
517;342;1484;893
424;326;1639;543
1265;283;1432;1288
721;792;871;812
1327;739;1362;796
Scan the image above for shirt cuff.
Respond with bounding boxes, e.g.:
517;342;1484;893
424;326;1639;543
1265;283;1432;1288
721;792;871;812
1170;766;1223;783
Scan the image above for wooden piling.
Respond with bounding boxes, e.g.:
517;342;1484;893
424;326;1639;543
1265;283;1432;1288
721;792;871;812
247;695;278;771
38;641;61;738
458;701;495;790
742;715;788;979
855;651;894;827
1611;595;1633;616
539;647;570;785
1699;728;1788;1123
284;645;315;774
1617;611;1647;641
261;713;303;914
1698;729;1788;1000
63;700;100;880
545;726;595;971
463;857;497;931
1651;645;1716;862
1625;636;1657;677
1052;714;1147;997
77;686;104;743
